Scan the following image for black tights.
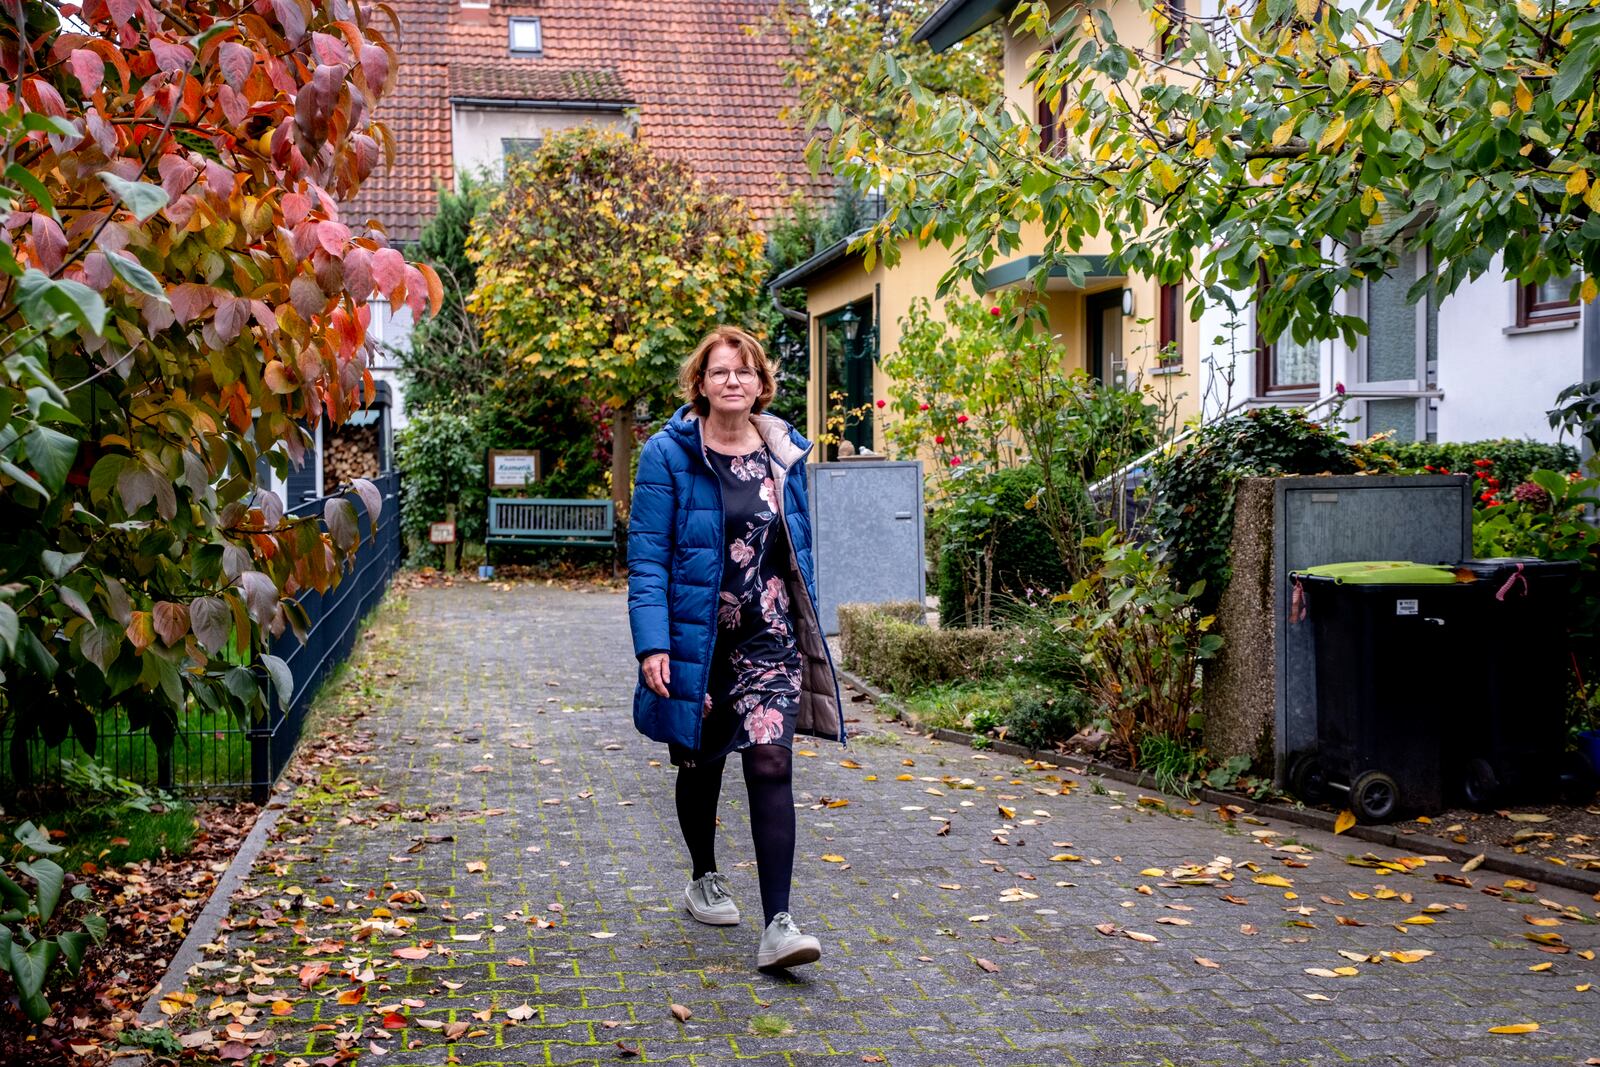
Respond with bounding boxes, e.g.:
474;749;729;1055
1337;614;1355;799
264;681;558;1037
675;744;795;925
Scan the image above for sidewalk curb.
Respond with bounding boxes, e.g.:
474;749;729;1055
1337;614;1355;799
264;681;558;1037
128;799;288;1042
839;666;1600;899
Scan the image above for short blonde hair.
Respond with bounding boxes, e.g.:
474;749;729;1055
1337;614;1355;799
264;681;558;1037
679;325;777;415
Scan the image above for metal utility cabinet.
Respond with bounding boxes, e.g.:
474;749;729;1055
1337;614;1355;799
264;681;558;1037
806;459;926;635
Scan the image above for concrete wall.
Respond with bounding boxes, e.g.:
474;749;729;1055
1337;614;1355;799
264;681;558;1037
1435;264;1585;443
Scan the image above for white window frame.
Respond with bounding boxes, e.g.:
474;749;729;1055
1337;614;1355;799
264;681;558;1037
1346;246;1439;441
508;17;542;55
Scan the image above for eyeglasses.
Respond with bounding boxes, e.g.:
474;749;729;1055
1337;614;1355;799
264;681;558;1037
706;367;759;385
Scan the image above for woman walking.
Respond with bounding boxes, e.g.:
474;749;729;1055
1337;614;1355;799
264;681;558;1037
627;325;845;970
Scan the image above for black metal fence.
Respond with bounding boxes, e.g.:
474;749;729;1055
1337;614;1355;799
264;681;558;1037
0;473;402;802
249;472;402;801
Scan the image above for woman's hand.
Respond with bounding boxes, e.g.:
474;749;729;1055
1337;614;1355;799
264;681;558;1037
641;653;671;697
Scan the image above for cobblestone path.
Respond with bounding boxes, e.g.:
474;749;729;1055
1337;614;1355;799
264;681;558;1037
166;583;1600;1066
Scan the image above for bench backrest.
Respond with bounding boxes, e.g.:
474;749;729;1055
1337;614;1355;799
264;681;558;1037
488;497;614;538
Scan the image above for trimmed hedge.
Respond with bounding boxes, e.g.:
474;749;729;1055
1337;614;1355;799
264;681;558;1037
837;602;1007;693
1371;438;1580;489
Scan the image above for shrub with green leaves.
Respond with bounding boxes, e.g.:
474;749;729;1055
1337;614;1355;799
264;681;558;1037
999;689;1095;751
0;822;105;1023
395;409;485;567
1060;533;1223;756
1372;438;1580;489
935;464;1089;628
1147;405;1389;614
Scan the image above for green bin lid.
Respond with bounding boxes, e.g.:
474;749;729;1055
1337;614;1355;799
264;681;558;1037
1295;561;1460;585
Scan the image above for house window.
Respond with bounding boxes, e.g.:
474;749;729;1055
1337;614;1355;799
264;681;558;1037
1157;282;1182;366
1255;268;1318;393
1517;273;1579;327
501;137;542;170
1036;41;1064;153
509;17;542;54
1359;248;1438;442
1160;0;1188;54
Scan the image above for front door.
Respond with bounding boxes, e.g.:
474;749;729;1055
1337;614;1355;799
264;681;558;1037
1086;290;1123;387
819;301;874;459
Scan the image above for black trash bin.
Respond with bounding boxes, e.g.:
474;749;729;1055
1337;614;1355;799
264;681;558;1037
1449;557;1581;806
1289;562;1465;822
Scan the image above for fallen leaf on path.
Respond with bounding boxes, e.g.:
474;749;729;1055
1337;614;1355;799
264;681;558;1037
821;854;846;863
590;931;616;939
1461;854;1485;873
670;1004;692;1022
1505;813;1550;823
974;957;1000;973
1334;810;1356;835
1487;1023;1540;1034
506;1004;536;1021
1194;957;1220;969
392;947;430;960
1124;930;1159;943
465;861;487;874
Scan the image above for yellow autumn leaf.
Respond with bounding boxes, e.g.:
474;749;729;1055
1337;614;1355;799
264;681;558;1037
1487;1023;1540;1035
1271;120;1296;147
1567;169;1590;196
1490;100;1510;118
1334;810;1356;835
1050;853;1082;862
1384;950;1432;964
820;854;846;863
998;805;1017;819
1253;874;1294;888
1139;868;1166;877
896;774;914;781
840;759;863;769
1582;276;1598;303
1399;915;1435;925
1577;984;1591;992
1529;962;1554;972
1332;966;1360;976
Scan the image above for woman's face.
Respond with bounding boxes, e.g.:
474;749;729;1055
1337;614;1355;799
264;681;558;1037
702;342;759;417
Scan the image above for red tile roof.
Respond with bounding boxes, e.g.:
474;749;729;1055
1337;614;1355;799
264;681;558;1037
344;2;826;243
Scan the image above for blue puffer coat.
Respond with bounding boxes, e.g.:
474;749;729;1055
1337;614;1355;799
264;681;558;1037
627;404;844;752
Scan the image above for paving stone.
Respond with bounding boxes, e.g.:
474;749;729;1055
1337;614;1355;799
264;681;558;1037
159;584;1600;1065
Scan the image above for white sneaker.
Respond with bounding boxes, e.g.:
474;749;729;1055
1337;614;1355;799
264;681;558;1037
756;911;821;969
684;872;740;925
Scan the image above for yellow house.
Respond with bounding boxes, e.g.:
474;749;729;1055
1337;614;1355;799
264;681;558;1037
770;0;1203;458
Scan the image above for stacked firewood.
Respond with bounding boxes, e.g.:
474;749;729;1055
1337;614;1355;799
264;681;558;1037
322;425;381;486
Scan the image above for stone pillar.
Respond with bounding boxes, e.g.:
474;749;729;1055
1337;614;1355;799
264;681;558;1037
1201;477;1278;767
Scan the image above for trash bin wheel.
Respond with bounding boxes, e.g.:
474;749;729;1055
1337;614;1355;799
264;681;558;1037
1461;758;1498;810
1289;754;1331;804
1350;770;1400;823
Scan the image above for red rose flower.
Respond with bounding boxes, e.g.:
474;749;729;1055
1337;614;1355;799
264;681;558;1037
919;403;930;411
1473;458;1493;468
989;306;1001;316
934;434;945;444
876;399;886;408
950;456;962;466
956;414;969;424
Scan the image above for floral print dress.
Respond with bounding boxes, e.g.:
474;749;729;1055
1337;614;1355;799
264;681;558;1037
669;446;803;768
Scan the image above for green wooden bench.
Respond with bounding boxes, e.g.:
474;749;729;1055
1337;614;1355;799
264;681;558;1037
486;498;617;574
